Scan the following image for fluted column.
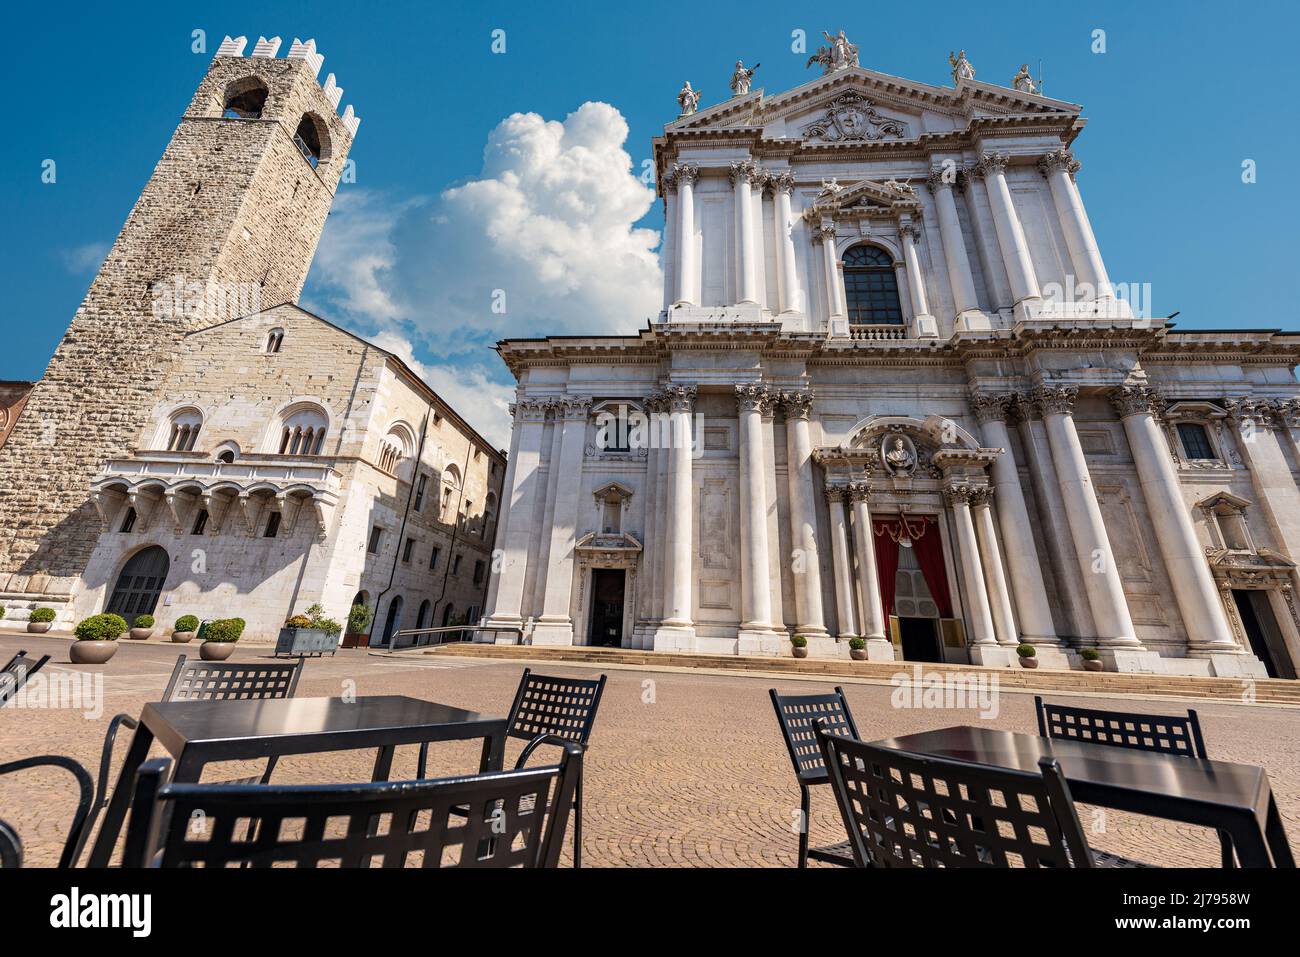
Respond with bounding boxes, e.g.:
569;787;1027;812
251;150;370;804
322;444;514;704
826;486;858;639
971;392;1059;644
532;397;592;644
731;161;761;305
483;398;549;627
671;164;699;307
925;168;983;327
973;153;1040;315
945;484;996;647
1034;387;1141;647
848;483;888;647
736;384;774;635
772;171;803;315
970;485;1018;646
655;385;697;648
1039;149;1113;300
782;390;827;634
898;221;937;337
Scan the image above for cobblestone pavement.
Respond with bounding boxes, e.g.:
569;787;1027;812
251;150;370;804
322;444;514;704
2;633;1298;867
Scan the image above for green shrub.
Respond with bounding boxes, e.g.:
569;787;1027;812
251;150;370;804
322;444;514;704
133;614;155;629
848;637;866;651
1079;647;1101;662
203;618;246;643
75;614;128;641
790;634;809;648
1016;642;1036;658
285;615;314;629
348;603;374;635
29;607;56;623
174;615;199;632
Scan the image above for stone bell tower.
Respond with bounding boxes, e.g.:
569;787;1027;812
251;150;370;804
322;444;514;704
0;35;360;599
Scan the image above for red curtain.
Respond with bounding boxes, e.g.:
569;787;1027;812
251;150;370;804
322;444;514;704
912;518;954;618
873;521;901;625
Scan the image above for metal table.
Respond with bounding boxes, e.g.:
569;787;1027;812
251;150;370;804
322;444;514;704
870;725;1295;868
87;695;508;867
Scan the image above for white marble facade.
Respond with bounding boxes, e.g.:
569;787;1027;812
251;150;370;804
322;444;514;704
480;42;1300;677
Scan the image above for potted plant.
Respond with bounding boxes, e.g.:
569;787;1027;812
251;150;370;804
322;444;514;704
128;614;155;640
200;617;245;661
70;613;127;664
1016;642;1038;669
171;614;199;643
27;607;55;634
275;603;342;657
342;603;373;649
848;636;867;661
1079;647;1104;672
790;634;809;659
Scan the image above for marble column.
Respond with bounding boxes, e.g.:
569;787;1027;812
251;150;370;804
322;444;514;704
528;404;566;611
826;486;858;639
772;171;803;315
532;397;592;644
671;164;699;307
483;398;549;628
945;484;997;648
1038;149;1113;301
660;185;676;313
814;225;845;333
971;392;1059;644
1112;386;1237;655
731;161;761;305
655;385;697;649
848;483;890;655
637;392;666;646
898;221;937;337
481;398;524;623
925;167;984;329
973;153;1041;317
782;389;827;635
961;167;1014;311
970;486;1018;647
761;398;786;629
736;384;775;640
1033;387;1143;649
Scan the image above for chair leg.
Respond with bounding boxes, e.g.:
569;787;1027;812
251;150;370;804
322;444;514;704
417;742;429;779
798;787;810;869
1218;829;1235;868
573;777;583;869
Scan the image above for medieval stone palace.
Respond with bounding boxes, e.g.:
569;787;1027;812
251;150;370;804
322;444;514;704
0;37;502;643
481;35;1300;678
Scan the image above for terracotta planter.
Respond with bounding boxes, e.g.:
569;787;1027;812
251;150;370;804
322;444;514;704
171;630;195;643
127;628;154;640
26;621;52;634
70;640;118;664
792;646;809;659
200;641;236;661
849;648;868;661
1082;659;1103;672
1018;656;1038;669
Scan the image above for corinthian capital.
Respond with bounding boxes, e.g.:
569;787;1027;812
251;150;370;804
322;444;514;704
557;395;593;419
1037;148;1081;180
729;160;764;187
670;163;699;189
1029;386;1078;416
734;383;770;414
926;166;957;192
663;384;697;414
779;389;814;420
824;485;848;504
1224;396;1281;430
771;170;796;194
942;483;976;506
1109;386;1164;419
516;397;551;422
976;152;1010;177
898;221;923;243
847;481;875;505
969;391;1013;424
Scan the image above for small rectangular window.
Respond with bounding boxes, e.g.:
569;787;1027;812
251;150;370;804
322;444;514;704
264;512;281;538
413;473;427;512
1177;423;1217;461
473;559;485;585
120;507;137;533
192;509;209;536
367;525;384;554
452;554;462;575
402;537;415;563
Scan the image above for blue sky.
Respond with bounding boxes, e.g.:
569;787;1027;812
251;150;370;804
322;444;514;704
3;0;1298;444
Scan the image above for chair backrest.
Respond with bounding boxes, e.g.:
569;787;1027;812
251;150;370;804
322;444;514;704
0;651;51;706
0;755;94;868
1034;696;1207;759
162;654;303;701
815;721;1094;868
124;745;583;868
769;686;860;783
505;668;607;746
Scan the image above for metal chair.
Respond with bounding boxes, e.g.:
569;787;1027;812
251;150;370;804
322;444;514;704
814;720;1095;868
769;685;860;867
0;650;51;707
0;755;94;868
418;667;606;868
1033;695;1220;867
122;745;583;868
77;654;304;864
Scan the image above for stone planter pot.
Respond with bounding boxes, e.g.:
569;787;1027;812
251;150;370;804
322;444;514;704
849;648;868;661
1082;659;1103;672
1018;656;1038;669
171;631;195;643
200;641;235;661
70;641;118;664
26;621;52;634
792;646;809;659
127;628;154;640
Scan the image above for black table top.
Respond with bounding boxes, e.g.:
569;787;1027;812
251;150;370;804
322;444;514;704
141;695;507;760
871;725;1272;819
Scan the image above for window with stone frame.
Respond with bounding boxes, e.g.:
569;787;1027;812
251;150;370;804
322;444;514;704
264;328;285;353
276;405;329;456
164;408;203;452
1177;422;1217;461
842;245;904;325
1201;494;1256;552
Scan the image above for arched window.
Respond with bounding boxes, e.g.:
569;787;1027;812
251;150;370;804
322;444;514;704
276;405;329;456
842;245;903;325
293;114;328;168
483;491;498;541
223;78;268;119
416;600;432;631
265;328;284;353
441;465;462;521
165;408;203;452
377;424;414;476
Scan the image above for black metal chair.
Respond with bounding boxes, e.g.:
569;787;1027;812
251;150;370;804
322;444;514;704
769;685;860;867
0;755;94;868
814;721;1095;868
0;650;51;707
122;745;583;868
77;655;304;864
418;667;606;868
1034;695;1222;867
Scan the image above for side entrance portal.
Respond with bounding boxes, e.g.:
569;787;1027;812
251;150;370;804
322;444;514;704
589;568;626;647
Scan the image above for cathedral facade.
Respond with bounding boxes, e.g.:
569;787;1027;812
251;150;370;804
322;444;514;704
481;38;1300;678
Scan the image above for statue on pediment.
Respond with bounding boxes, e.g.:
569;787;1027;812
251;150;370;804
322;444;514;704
949;49;976;84
819;177;844;197
807;30;860;74
677;80;701;116
730;60;758;96
1012;63;1037;94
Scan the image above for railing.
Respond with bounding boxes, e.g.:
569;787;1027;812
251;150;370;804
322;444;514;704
848;325;908;341
384;624;523;652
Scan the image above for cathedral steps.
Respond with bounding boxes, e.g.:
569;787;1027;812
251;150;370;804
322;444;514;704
422;643;1300;705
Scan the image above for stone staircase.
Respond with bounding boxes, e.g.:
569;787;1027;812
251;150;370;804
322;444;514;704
424;643;1300;706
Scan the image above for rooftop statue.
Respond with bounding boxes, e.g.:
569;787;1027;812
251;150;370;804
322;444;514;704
949;49;976;84
1012;63;1038;94
730;60;758;96
677;80;701;116
806;29;860;74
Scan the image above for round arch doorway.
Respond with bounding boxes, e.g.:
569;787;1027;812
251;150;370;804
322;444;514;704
105;545;170;620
